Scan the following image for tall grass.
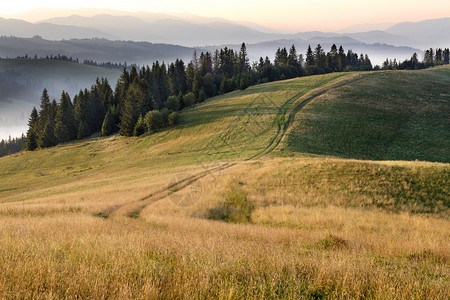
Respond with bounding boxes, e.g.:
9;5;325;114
0;68;448;298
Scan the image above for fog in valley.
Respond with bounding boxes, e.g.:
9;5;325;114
0;59;120;140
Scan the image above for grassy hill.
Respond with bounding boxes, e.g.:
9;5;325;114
286;67;450;162
0;68;448;298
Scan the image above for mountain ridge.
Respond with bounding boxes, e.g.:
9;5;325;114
1;13;447;49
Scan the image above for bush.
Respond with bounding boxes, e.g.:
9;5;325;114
239;78;247;90
168;112;180;126
144;110;163;131
207;184;253;223
198;90;206;103
166;96;180;111
183;92;196;108
160;108;171;126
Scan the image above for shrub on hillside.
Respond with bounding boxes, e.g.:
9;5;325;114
168;112;180;126
207;184;253;223
145;110;163;131
160;108;171;126
166;96;180;111
182;92;196;108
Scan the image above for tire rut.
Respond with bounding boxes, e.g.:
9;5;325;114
98;162;235;220
96;74;362;221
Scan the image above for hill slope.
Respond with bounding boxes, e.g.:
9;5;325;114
286;67;450;163
0;69;448;298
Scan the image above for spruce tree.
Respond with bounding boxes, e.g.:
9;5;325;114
329;44;338;71
306;45;315;66
24;129;38;151
39;123;57;148
118;94;137;137
37;89;51;132
288;45;299;67
77;120;89;139
443;48;450;65
435;48;443;65
133;115;146;136
54;91;76;143
114;68;130;112
338;45;346;71
24;107;38;151
101;108;115;136
238;43;250;73
314;44;326;70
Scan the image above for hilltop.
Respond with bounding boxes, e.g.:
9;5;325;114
0;67;448;298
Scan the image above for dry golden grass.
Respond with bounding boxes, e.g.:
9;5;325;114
1;198;448;298
0;69;449;298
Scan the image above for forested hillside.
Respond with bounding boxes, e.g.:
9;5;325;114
22;43;376;150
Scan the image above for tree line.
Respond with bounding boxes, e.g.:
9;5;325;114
0;135;25;158
4;54;131;70
20;43;400;151
382;48;450;70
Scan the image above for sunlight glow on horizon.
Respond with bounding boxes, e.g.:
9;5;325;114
1;0;449;32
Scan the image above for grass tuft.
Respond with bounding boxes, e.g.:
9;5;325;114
315;233;348;250
207;183;253;223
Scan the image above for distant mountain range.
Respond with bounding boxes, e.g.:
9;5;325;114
0;35;421;67
0;36;199;66
1;11;448;49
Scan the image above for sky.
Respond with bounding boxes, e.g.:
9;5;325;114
1;0;449;31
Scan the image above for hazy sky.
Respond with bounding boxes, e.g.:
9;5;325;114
2;0;450;31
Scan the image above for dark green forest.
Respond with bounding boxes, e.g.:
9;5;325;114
20;43;450;152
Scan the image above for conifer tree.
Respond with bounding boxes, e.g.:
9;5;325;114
288;45;299;67
238;43;250;73
133;115;146;136
314;44;326;70
364;54;372;71
338;45;346;71
329;44;338;71
212;49;220;75
39;123;57;148
118;90;138;137
54;91;76;143
101;108;115;136
50;99;58;123
24;107;38;151
306;45;315;66
37;89;51;131
74;90;91;138
77;120;89;139
185;62;195;92
114;68;130;111
443;48;450;65
435;48;443;65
